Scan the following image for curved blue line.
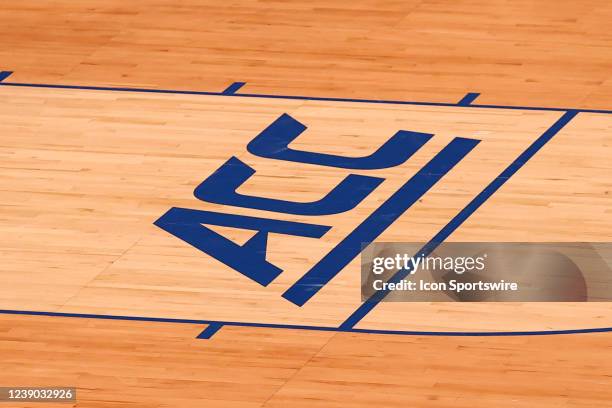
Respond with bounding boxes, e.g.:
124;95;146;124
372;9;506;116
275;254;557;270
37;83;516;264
0;309;610;337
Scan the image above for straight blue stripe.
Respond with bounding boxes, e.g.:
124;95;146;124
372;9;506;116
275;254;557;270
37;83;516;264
282;137;480;306
197;322;224;339
0;309;610;337
222;82;246;95
1;82;611;114
0;82;222;96
0;71;13;82
457;92;480;106
339;110;579;329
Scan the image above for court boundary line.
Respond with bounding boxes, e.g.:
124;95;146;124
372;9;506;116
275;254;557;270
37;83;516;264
1;76;610;338
1;309;612;338
1;79;612;114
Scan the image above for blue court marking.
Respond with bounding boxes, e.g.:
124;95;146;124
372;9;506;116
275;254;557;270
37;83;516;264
154;207;331;286
1;79;612;114
1;73;610;336
283;137;480;306
1;309;611;338
0;71;13;82
457;92;480;106
222;82;246;95
194;156;385;215
247;113;433;169
340;110;579;329
197;322;224;339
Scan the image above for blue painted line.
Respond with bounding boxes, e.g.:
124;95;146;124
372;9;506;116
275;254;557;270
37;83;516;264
0;309;610;337
0;71;13;82
0;81;611;114
350;327;612;336
339;110;580;330
222;82;246;95
0;82;222;96
282;137;480;306
457;92;480;106
197;322;224;339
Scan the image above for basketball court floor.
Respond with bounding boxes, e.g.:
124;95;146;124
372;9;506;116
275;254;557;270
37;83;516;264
1;1;611;407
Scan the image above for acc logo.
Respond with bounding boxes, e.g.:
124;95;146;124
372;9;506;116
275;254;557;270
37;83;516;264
154;113;479;306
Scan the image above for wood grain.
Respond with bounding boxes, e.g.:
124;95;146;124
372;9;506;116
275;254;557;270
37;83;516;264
1;1;612;108
0;1;611;407
1;315;611;408
5;86;609;331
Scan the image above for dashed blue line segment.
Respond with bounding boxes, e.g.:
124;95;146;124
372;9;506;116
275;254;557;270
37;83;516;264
197;322;224;339
457;92;480;106
0;71;13;82
222;82;246;95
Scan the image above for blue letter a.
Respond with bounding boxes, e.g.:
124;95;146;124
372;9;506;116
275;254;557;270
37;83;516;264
154;207;330;286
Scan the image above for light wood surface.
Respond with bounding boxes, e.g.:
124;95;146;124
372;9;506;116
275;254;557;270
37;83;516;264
1;1;612;407
3;86;611;331
2;314;612;408
2;0;612;109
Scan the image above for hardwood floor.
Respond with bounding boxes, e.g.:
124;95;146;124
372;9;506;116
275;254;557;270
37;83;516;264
1;314;611;408
1;1;612;108
0;1;611;407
